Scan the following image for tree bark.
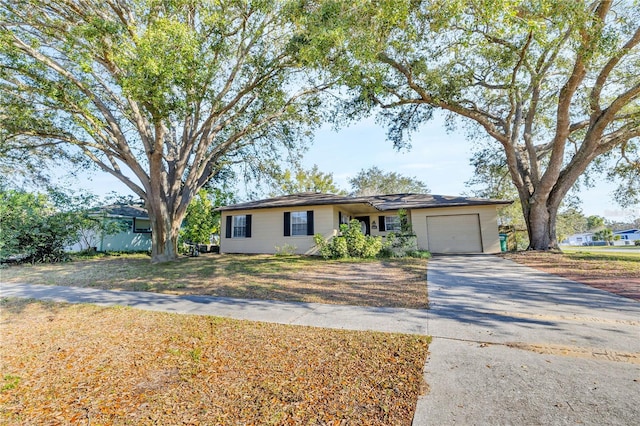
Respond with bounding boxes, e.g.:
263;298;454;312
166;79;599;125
147;205;182;263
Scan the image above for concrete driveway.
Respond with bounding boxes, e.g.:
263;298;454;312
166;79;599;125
414;255;640;426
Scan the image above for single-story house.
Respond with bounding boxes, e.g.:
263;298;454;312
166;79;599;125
613;229;640;245
217;192;512;255
561;232;595;246
66;203;152;252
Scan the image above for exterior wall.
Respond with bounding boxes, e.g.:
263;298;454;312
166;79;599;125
221;204;502;255
100;229;152;252
410;205;501;253
221;205;336;255
65;217;152;252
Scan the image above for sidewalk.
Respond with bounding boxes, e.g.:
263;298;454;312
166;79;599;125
0;282;429;335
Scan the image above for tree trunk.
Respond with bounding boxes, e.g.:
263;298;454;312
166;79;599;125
526;196;559;251
147;199;182;264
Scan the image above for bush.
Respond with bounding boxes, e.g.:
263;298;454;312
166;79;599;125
635;240;640;246
314;219;382;259
0;190;76;263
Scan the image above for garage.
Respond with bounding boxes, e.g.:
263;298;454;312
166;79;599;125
426;214;483;253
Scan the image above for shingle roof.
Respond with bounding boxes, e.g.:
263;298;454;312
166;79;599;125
91;204;149;218
217;192;512;212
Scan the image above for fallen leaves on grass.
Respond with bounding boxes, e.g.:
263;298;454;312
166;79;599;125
503;251;640;301
1;255;428;308
0;299;430;425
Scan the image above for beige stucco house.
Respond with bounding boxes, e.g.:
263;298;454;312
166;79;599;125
217;193;511;255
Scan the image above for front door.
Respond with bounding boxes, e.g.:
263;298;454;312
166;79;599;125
354;216;370;235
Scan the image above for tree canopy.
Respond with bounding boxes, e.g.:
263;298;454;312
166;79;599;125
270;164;346;196
301;0;640;250
1;0;331;262
349;166;429;196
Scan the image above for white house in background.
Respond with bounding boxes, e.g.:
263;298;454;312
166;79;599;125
66;204;152;252
561;232;594;246
217;192;512;255
613;229;640;245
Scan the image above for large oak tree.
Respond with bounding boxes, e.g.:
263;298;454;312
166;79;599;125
302;0;640;250
1;0;329;262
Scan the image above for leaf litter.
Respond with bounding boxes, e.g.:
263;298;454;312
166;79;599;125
0;299;429;425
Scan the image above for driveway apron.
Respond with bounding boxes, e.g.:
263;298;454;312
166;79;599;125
413;255;640;426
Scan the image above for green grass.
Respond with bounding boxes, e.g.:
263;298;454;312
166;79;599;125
562;247;640;262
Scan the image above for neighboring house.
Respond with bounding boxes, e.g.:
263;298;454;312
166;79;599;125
67;204;152;252
613;229;640;245
217;193;512;255
561;232;594;246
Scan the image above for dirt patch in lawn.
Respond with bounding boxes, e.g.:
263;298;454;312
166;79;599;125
0;299;429;425
502;251;640;301
1;254;428;309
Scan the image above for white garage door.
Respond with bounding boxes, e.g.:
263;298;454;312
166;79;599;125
426;214;483;253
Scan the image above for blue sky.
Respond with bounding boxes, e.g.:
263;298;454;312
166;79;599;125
69;112;638;222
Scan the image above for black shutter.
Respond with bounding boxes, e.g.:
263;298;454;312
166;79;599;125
338;211;342;225
379;215;386;232
245;215;252;238
225;215;232;238
307;210;314;235
284;212;291;236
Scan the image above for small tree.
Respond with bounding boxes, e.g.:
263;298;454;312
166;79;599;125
180;190;217;245
593;229;614;245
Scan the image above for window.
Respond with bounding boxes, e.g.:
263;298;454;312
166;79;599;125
291;212;308;236
225;214;252;238
384;216;401;232
233;215;246;238
134;218;151;233
284;211;314;236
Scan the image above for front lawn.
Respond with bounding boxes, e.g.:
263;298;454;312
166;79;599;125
0;299;429;425
503;250;640;301
1;254;428;309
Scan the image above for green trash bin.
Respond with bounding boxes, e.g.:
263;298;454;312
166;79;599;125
499;234;508;252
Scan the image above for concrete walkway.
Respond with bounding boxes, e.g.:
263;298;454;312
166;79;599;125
2;255;639;425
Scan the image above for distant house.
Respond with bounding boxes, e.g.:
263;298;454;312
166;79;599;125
217;193;512;255
561;232;594;246
613;229;640;245
67;204;152;252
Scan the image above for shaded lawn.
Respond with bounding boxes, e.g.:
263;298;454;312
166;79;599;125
0;299;430;425
503;250;640;301
1;254;428;309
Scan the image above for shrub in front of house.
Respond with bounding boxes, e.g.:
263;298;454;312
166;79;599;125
314;220;382;259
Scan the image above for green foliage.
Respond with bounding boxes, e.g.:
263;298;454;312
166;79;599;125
302;0;640;250
180;190;217;245
556;207;588;243
349;167;429;196
1;0;332;262
587;215;606;231
314;219;382;259
593;228;614;245
635;240;640;246
271;164;346;196
0;190;77;263
381;210;419;257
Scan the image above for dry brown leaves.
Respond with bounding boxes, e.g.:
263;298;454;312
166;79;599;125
0;299;430;425
1;255;428;309
502;251;640;301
